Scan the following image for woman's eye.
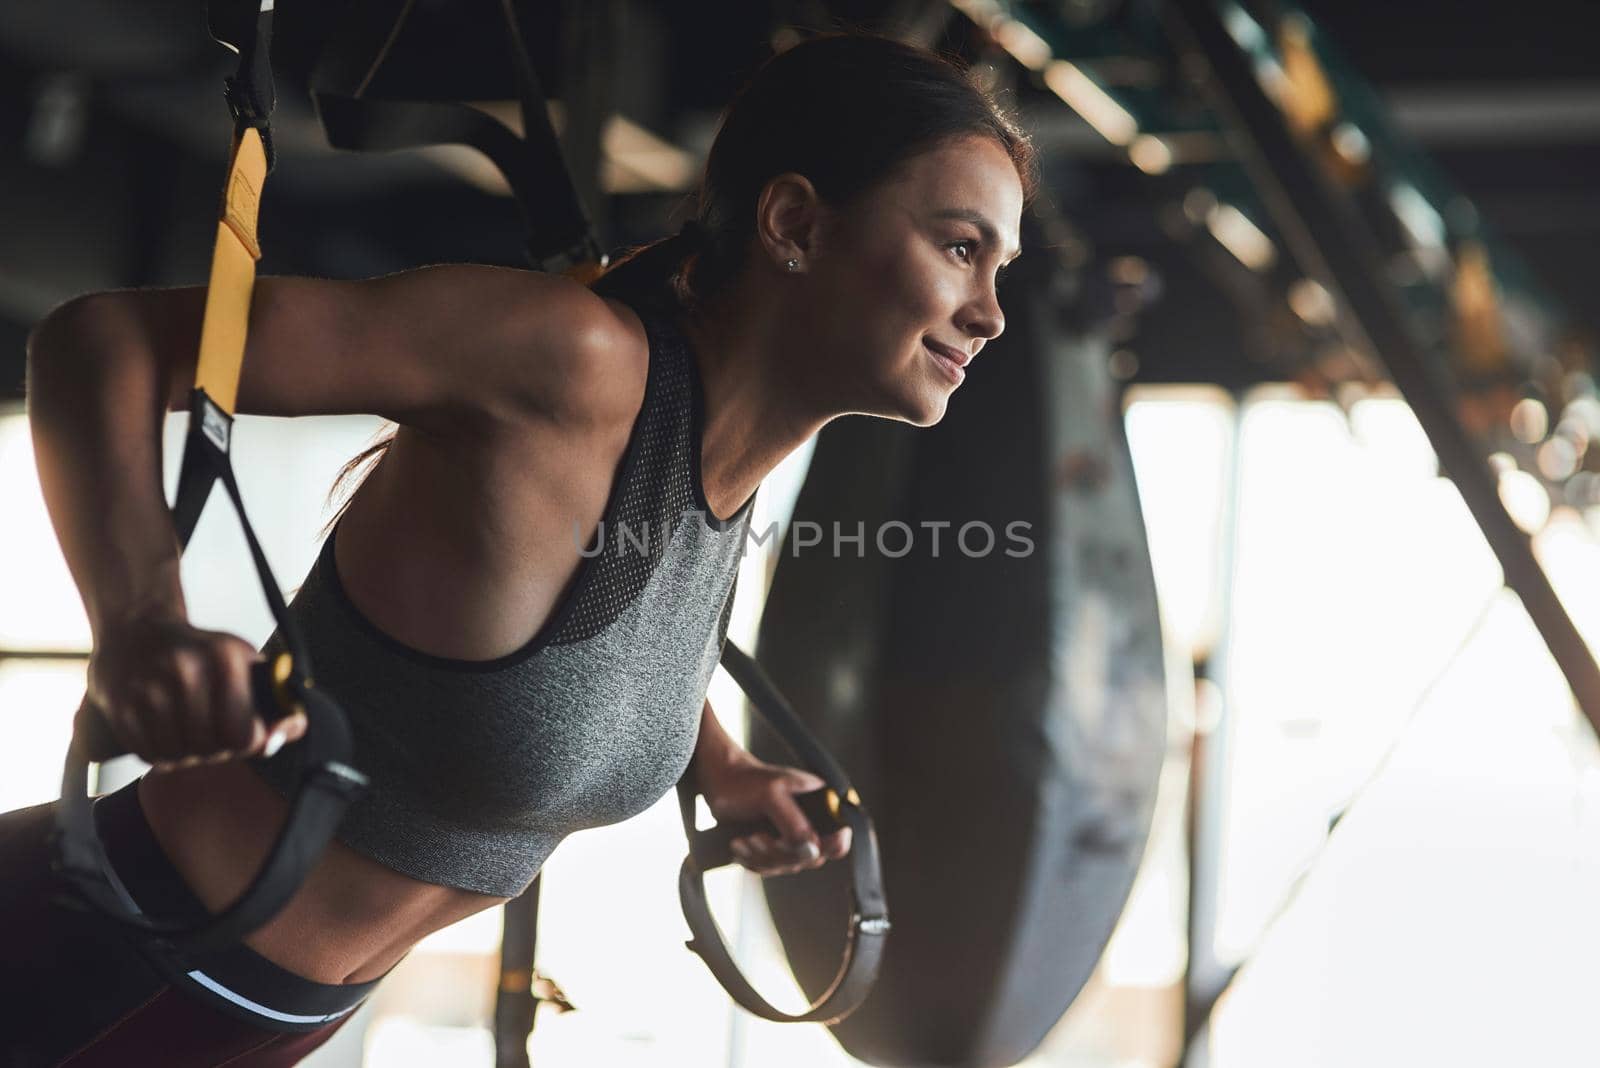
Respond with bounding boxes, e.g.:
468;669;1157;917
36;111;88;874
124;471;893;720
949;241;976;263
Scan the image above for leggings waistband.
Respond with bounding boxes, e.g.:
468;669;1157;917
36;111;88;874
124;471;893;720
92;779;385;1032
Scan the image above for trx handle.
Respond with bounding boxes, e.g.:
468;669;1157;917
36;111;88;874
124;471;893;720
50;3;368;956
675;641;890;1025
688;785;844;872
75;652;287;765
55;670;366;957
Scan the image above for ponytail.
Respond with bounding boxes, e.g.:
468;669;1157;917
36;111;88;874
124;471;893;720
589;225;705;310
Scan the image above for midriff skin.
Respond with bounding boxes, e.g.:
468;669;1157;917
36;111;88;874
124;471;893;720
136;301;754;986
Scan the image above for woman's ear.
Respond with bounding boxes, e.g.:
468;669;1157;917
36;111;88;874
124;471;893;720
754;172;821;270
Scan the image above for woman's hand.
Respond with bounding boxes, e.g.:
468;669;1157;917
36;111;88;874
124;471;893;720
86;610;306;771
696;748;853;877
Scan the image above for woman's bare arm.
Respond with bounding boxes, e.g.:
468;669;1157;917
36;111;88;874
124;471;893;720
26;264;629;630
23;265;635;761
28;290;188;636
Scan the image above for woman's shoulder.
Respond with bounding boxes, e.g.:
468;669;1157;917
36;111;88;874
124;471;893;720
432;265;649;430
591;292;651;372
564;290;651;428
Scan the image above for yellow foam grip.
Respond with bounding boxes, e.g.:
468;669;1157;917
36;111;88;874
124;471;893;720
194;127;268;413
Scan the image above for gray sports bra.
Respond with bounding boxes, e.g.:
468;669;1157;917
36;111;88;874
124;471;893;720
248;295;754;896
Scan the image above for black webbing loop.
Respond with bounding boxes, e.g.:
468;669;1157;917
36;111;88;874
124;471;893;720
171;391;309;669
671;641;890;1024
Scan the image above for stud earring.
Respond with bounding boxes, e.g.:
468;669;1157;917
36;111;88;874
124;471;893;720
785;258;800;271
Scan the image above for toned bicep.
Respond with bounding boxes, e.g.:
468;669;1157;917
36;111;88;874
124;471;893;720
140;264;627;430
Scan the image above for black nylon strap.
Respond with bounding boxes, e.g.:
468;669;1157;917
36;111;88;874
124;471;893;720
171;397;309;670
494;876;540;1068
670;641;890;1024
310;0;600;270
209;0;277;168
718;643;863;794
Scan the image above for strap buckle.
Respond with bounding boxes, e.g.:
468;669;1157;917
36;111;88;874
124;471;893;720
222;78;276;172
309;760;372;801
854;912;892;937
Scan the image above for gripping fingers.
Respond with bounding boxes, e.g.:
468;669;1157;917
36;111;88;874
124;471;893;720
143;641;270;769
261;710;307;758
730;833;824;876
107;694;154;763
209;643;264;755
169;647;216;755
133;678;183;763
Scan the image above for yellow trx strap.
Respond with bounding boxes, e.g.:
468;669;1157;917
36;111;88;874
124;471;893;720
195;126;269;414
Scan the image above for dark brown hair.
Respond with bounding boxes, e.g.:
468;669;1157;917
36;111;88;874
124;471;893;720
321;31;1036;534
592;31;1037;310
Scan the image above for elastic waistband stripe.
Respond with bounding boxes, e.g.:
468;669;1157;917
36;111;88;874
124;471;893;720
183;969;356;1025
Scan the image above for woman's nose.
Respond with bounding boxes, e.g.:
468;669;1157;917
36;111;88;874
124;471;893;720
962;297;1004;344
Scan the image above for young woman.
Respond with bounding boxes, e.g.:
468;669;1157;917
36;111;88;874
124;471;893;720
6;31;1034;1067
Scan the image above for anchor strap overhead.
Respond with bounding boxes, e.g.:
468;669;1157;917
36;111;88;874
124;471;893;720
310;0;603;273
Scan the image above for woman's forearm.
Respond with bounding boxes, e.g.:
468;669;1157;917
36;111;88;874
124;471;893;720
692;697;748;787
25;293;192;638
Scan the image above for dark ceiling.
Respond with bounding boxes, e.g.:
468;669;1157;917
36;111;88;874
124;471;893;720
1;0;1596;396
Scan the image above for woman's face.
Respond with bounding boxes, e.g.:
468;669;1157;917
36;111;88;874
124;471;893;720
808;134;1024;426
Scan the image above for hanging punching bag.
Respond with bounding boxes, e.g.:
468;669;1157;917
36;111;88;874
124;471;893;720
750;232;1168;1067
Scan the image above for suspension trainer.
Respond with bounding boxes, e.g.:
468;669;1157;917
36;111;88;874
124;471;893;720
50;0;369;964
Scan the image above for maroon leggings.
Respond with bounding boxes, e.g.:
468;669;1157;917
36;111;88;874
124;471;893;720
1;781;380;1067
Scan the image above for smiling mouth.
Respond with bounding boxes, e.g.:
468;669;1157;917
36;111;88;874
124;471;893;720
923;340;967;384
923;339;970;366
